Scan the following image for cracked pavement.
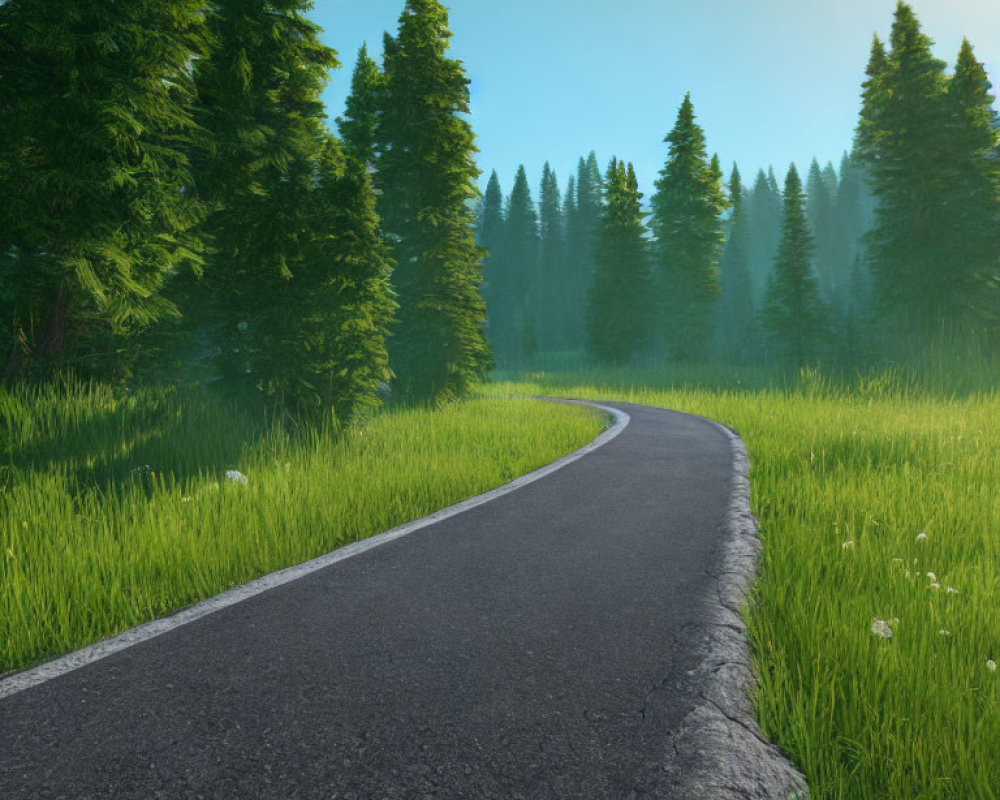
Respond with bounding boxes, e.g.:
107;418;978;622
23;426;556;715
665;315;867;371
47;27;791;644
0;401;805;799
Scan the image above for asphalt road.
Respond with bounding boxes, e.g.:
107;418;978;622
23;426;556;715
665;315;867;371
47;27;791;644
0;401;767;800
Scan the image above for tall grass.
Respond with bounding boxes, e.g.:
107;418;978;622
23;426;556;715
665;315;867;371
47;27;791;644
0;379;603;676
514;368;1000;800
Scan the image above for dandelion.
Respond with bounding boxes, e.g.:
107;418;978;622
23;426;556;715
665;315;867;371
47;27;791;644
946;587;959;595
842;540;855;550
225;469;248;486
871;619;893;639
938;629;951;637
916;532;928;542
987;660;997;672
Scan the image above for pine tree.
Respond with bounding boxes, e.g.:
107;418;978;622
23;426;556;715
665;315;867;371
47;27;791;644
279;136;396;425
745;168;783;303
376;0;489;402
854;35;889;164
858;3;955;336
941;39;1000;327
477;170;506;349
192;0;338;392
501;165;539;364
566;153;603;348
586;159;653;365
0;0;209;381
536;162;565;351
190;0;392;424
806;158;837;301
337;43;383;167
560;174;578;347
651;93;727;361
715;164;758;361
763;165;828;365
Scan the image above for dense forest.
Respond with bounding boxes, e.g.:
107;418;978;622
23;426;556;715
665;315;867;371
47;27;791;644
479;4;1000;370
0;0;997;430
0;0;488;423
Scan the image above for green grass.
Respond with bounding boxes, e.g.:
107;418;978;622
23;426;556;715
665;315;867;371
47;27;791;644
508;367;1000;800
0;378;604;676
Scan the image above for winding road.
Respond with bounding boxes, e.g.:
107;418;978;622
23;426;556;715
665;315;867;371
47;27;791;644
0;401;805;799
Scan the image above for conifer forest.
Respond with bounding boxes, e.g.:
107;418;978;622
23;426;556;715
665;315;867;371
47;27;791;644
2;2;1000;797
0;0;996;414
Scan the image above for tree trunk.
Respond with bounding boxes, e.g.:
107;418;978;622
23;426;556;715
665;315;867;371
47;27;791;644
42;283;69;356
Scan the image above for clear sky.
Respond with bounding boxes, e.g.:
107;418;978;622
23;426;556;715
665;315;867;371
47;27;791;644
316;0;1000;199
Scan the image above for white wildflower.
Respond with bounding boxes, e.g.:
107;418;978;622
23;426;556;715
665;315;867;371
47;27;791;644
938;629;951;637
225;470;248;486
946;587;959;595
181;496;192;503
237;321;249;332
904;569;911;579
871;619;893;639
929;582;941;590
926;572;937;581
842;540;855;550
916;532;928;542
987;660;997;672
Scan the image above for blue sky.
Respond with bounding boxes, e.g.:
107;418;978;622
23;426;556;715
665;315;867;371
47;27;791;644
316;0;1000;199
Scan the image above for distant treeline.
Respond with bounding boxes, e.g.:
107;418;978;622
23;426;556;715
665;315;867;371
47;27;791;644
0;0;489;421
478;3;1000;369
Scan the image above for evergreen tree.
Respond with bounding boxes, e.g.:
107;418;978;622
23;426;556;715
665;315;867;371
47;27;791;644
854;35;889;164
337;43;383;166
651;93;727;361
806;158;838;301
566;153;603;347
715;164;758;361
536;162;565;351
280;136;396;424
477;170;506;349
192;0;337;392
745;168;783;303
763;165;828;365
586;159;653;365
190;0;392;424
858;3;956;336
0;0;209;381
942;39;1000;326
501;164;539;363
560;174;578;347
376;0;489;401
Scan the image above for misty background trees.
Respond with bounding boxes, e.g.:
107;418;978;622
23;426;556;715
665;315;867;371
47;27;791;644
478;2;999;371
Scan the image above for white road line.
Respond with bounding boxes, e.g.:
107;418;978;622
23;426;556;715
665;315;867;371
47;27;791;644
0;401;629;701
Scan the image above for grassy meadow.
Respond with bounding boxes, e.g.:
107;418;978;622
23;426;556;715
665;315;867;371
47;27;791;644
502;366;1000;800
0;378;603;677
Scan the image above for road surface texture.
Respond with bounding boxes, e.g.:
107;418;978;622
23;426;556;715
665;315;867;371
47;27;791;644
0;401;806;799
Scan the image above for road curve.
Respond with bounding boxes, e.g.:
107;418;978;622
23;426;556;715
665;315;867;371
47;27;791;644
0;401;805;799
